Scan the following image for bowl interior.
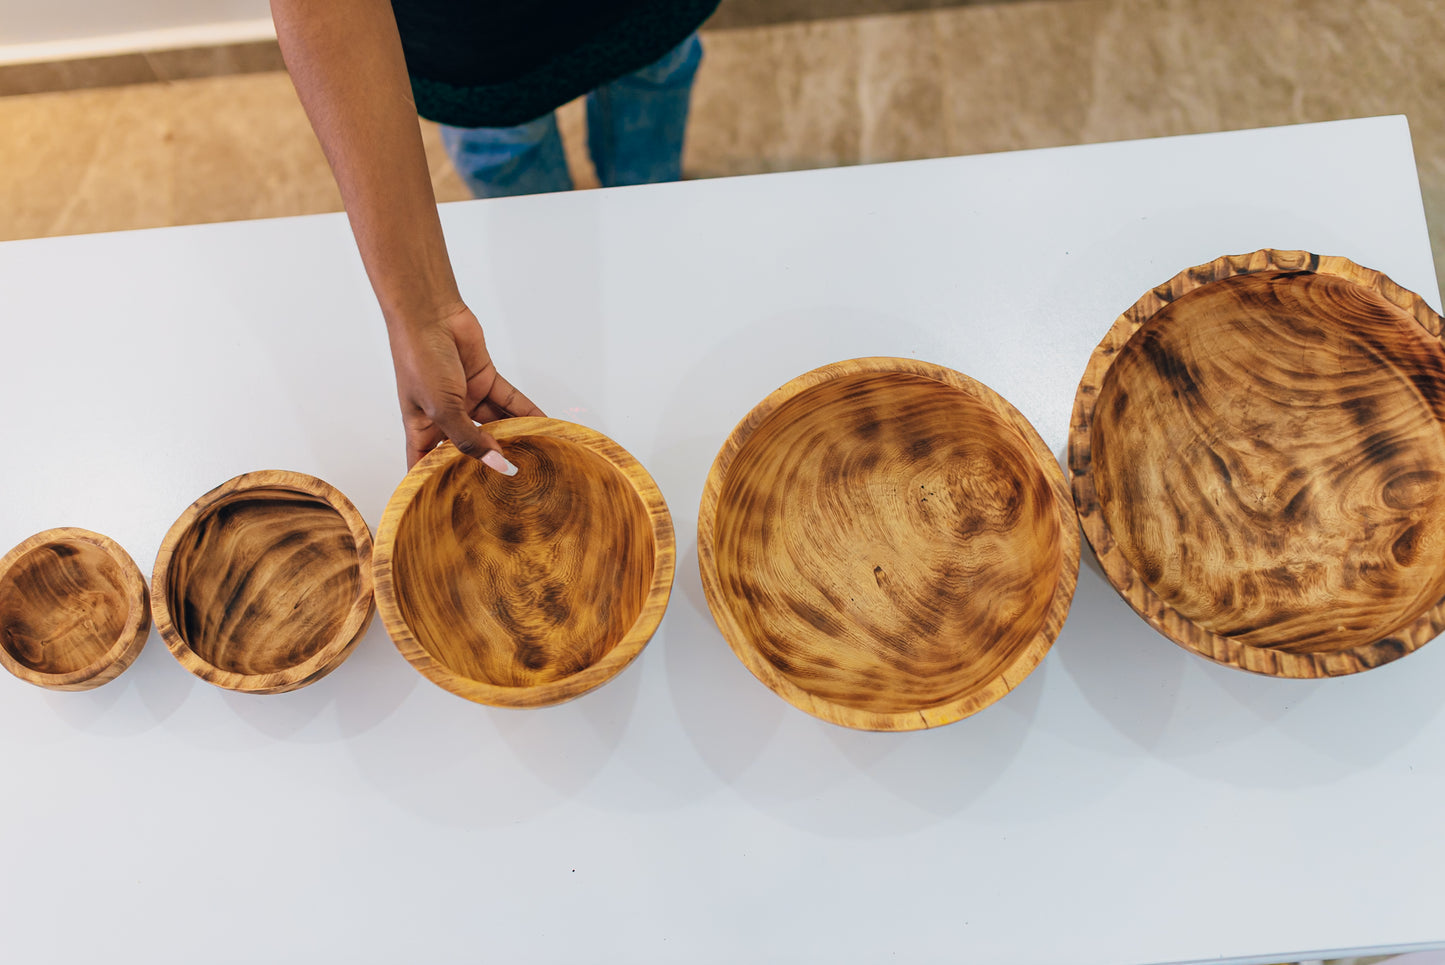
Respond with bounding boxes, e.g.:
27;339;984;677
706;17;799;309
712;371;1064;716
1091;269;1445;654
0;539;132;675
165;487;363;675
392;435;656;688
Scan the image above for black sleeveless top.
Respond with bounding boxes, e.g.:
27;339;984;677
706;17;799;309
392;0;720;128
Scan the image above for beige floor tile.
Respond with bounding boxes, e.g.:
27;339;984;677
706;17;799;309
856;12;947;163
1;87;116;240
933;0;1305;153
934;1;1103;153
0;72;607;241
0;71;494;240
0;73;340;240
687;18;865;177
933;0;1445;291
687;14;949;177
160;74;342;227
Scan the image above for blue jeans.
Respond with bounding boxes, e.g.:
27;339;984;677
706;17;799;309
440;34;703;198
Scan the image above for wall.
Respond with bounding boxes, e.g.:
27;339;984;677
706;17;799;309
0;0;273;63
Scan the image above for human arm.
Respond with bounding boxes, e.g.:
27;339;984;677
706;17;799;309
270;0;543;469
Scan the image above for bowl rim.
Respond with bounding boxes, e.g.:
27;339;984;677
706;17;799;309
0;526;151;691
371;417;676;709
696;356;1082;732
150;470;376;694
1069;248;1445;677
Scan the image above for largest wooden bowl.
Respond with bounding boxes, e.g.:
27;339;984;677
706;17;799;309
373;418;675;708
1070;249;1445;677
152;471;375;693
698;357;1081;731
0;527;150;691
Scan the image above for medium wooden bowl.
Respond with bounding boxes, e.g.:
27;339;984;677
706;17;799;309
152;471;375;693
697;357;1081;731
373;418;675;708
1071;249;1445;677
0;528;150;690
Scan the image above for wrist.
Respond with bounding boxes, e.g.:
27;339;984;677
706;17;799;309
381;292;467;335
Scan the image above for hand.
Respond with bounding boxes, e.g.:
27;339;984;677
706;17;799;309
387;302;545;470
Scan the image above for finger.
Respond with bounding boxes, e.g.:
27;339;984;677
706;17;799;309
486;371;546;418
404;421;443;471
432;405;516;476
470;399;510;425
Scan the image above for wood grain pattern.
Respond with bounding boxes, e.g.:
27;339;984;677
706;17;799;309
151;471;375;693
0;527;150;690
1071;249;1445;676
697;357;1080;731
372;418;675;708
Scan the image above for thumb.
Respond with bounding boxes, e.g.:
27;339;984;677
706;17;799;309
433;407;516;476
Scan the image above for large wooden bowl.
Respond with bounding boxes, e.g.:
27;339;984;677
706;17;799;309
152;471;375;693
697;357;1081;731
373;418;675;708
0;528;150;690
1071;249;1445;677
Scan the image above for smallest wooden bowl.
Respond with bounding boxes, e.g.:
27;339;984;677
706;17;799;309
373;418;676;708
0;528;150;691
152;471;375;694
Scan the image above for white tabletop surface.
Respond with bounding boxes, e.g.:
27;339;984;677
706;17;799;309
1;116;1442;965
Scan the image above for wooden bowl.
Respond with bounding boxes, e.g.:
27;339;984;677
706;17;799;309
697;357;1081;731
1071;249;1445;677
151;471;375;693
0;528;150;690
373;418;675;708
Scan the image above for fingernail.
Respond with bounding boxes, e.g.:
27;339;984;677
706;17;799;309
482;450;518;476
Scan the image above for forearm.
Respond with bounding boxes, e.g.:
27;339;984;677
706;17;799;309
271;0;460;329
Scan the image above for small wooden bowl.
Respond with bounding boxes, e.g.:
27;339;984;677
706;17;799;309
152;471;375;693
0;528;150;690
698;358;1081;731
373;418;675;708
1071;249;1445;677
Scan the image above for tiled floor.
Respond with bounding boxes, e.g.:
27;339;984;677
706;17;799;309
2;0;1443;294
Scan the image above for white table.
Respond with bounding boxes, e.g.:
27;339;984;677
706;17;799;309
1;116;1441;965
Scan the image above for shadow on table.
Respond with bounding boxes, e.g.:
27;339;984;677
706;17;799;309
1054;535;1445;787
665;532;1041;838
42;627;191;735
336;623;644;828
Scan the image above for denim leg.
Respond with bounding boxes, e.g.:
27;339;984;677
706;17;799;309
585;33;704;188
439;112;574;199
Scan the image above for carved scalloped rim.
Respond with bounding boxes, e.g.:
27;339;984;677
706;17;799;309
1070;249;1445;678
